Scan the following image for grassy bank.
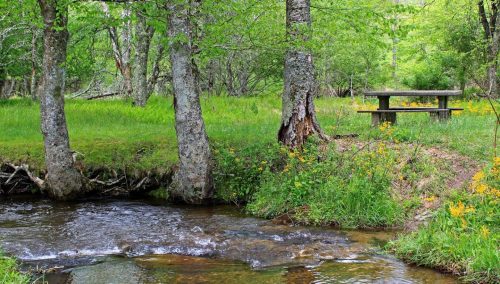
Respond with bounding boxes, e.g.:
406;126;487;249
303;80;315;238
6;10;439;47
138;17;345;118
0;95;498;281
389;160;500;283
0;251;29;283
0;96;496;169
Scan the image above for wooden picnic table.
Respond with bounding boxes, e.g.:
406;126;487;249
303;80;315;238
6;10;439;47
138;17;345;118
358;90;463;126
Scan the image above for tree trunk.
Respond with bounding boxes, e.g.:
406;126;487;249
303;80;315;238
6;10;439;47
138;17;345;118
278;0;327;149
132;7;154;107
121;5;133;97
102;3;133;97
0;68;5;99
38;0;84;200
479;0;499;97
148;40;165;95
168;0;213;204
391;0;399;84
30;26;39;100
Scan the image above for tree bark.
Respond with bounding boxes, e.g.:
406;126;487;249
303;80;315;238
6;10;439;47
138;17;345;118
30;26;39;101
132;6;154;107
0;68;5;99
278;0;327;149
168;0;213;204
37;0;84;200
102;2;133;97
479;0;499;97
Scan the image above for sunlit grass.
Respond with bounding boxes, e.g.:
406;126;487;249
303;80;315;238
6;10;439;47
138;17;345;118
0;95;497;171
390;159;500;283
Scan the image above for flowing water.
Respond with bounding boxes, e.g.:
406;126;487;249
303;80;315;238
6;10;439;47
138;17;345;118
0;198;458;283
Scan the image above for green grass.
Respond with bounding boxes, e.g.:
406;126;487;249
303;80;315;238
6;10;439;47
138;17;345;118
0;96;496;171
389;161;500;283
0;251;29;284
244;141;406;228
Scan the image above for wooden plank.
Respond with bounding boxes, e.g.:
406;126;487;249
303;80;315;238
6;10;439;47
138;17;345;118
357;108;463;113
383;107;464;111
365;90;462;97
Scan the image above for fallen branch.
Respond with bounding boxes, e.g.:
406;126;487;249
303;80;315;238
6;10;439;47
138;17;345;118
331;133;359;139
86;92;120;100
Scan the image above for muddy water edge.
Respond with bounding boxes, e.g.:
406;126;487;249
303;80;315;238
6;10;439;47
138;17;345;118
0;197;459;283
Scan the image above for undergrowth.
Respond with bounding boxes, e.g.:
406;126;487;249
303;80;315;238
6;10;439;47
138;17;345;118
389;158;500;283
215;122;445;229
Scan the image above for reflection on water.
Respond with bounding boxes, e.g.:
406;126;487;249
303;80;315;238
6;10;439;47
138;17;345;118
0;198;458;283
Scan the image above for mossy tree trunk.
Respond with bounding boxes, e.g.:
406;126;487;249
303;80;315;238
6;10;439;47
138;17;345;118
278;0;327;149
38;0;84;200
168;0;213;204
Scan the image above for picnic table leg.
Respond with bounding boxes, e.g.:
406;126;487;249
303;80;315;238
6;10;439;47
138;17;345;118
431;96;451;121
379;96;390;110
374;96;396;126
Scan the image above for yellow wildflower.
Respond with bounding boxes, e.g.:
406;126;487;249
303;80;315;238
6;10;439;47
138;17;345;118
465;205;475;213
461;218;467;229
449;201;465;218
489;188;500;198
377;143;386;155
475;183;488;194
480;225;490;238
283;164;290;173
472;171;485;182
424;196;436;202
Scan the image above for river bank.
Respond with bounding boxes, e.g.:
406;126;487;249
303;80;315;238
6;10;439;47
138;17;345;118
0;96;498;282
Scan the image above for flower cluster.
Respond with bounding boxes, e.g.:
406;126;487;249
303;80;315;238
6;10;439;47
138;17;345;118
469;158;500;198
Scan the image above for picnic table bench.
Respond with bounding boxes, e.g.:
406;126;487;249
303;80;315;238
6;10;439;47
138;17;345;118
357;90;464;126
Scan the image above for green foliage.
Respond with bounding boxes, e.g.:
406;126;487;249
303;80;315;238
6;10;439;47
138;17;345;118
247;141;404;228
149;187;169;200
402;55;455;90
390;161;500;283
213;142;283;204
0;251;29;284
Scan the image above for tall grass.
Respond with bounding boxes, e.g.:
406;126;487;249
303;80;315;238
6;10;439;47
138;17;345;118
0;251;29;284
0;95;496;171
389;160;500;283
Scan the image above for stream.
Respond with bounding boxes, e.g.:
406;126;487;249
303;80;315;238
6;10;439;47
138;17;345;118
0;198;458;283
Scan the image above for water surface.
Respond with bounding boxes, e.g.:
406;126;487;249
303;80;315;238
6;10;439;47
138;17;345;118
0;198;458;283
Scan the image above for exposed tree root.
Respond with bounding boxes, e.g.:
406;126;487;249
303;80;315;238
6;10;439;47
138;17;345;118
0;163;172;197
